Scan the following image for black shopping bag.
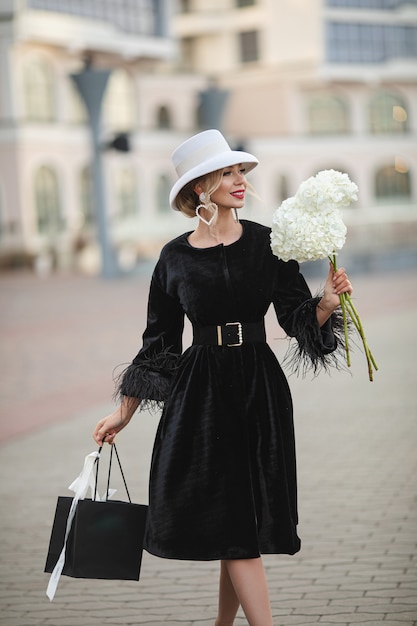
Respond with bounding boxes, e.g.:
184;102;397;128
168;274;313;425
45;496;148;580
45;444;148;598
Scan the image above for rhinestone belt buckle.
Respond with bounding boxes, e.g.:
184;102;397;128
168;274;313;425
225;322;243;347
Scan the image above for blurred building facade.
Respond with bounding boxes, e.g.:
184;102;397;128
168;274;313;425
0;0;193;273
175;0;417;269
0;0;416;273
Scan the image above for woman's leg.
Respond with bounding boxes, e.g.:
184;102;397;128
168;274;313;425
219;557;273;626
215;560;240;626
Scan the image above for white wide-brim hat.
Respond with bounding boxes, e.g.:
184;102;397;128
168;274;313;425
169;129;259;211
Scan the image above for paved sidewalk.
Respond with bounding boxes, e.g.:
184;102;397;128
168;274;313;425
0;268;416;625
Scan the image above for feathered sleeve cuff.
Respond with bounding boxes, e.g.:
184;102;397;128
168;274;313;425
114;347;181;411
284;296;348;376
113;257;185;412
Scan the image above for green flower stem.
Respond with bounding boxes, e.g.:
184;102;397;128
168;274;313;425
329;254;377;381
338;292;351;367
344;293;378;372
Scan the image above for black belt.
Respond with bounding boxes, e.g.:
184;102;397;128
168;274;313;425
193;321;266;347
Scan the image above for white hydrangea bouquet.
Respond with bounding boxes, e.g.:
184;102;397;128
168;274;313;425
270;169;377;381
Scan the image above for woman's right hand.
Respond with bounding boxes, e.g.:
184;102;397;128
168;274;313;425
93;398;139;445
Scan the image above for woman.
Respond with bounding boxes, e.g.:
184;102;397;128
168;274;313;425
93;129;352;626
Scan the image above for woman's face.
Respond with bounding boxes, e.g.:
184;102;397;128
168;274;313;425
208;164;247;211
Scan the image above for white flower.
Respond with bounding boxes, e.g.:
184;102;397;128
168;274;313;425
270;169;357;263
270;169;378;383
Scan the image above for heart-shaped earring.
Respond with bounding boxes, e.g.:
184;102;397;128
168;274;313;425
196;204;216;226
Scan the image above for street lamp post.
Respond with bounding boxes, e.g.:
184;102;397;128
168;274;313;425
198;83;229;131
71;65;118;278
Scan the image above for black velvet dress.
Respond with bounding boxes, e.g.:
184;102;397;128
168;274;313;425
118;220;339;561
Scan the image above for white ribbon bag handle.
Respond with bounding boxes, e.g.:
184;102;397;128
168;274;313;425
46;450;103;601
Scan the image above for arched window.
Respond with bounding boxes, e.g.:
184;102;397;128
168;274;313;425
307;93;349;135
156;105;172;129
79;166;94;227
103;69;136;132
116;167;137;219
375;164;411;200
23;58;55;122
34;166;62;234
157;174;172;212
369;92;409;134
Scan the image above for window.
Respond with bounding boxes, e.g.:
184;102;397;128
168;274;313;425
103;69;136;132
34;166;62;234
326;22;417;63
369;92;409;134
28;0;158;36
375;164;411;199
307;93;350;135
80;166;94;227
24;59;55;122
157;105;172;129
239;30;259;63
116;167;137;219
157;174;172;212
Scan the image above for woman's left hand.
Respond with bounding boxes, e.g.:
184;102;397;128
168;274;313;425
322;262;353;311
316;263;353;325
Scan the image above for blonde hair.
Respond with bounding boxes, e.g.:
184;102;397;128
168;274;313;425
175;169;224;218
175;167;257;218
